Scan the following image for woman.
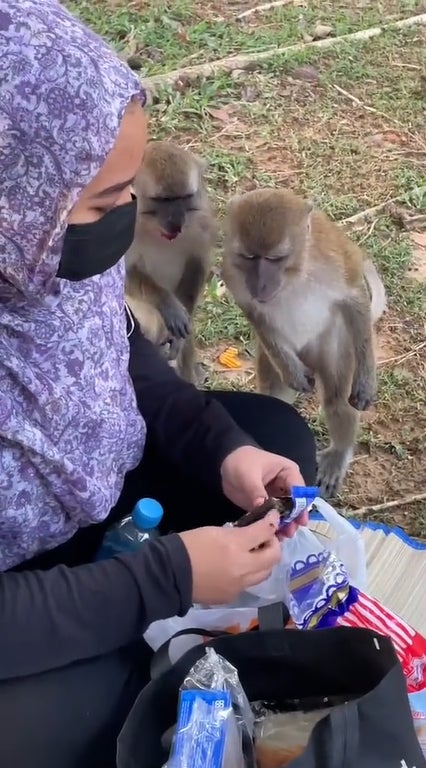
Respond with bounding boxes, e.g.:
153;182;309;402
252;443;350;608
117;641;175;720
0;2;316;766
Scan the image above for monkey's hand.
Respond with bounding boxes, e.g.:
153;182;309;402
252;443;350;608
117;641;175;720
286;361;316;394
158;294;191;340
348;370;376;411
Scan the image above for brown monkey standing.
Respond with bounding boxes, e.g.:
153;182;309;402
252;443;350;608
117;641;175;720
222;188;387;496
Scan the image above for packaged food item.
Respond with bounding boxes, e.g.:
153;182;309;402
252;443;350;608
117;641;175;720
164;648;255;768
409;689;426;758
234;486;318;531
254;709;332;768
165;689;241;768
283;516;426;757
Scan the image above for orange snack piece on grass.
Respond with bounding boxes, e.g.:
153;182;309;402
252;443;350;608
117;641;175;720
218;347;243;369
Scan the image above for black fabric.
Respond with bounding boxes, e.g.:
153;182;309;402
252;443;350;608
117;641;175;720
118;626;424;768
0;383;315;768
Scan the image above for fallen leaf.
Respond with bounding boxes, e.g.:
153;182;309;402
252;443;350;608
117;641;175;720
177;28;189;43
388;131;406;145
290;64;320;83
312;23;333;40
206;106;233;123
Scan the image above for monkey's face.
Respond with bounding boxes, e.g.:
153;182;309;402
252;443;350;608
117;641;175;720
134;143;205;242
235;247;295;302
226;189;312;303
140;195;198;241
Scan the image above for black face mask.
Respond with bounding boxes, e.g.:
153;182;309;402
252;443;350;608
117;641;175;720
57;198;137;282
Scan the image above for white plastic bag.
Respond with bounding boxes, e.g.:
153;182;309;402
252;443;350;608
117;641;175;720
308;497;366;590
241;497;366;603
144;498;366;661
144;607;259;663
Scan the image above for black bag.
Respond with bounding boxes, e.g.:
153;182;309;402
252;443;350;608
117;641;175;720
117;605;424;768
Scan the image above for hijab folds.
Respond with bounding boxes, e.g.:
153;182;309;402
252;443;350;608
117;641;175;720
0;0;147;569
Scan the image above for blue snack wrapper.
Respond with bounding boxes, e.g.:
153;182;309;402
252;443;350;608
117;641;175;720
166;689;244;768
278;486;318;528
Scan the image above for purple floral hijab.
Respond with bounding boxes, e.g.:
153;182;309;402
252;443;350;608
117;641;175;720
0;1;147;569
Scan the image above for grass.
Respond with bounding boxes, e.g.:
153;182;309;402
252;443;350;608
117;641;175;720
66;0;426;536
67;0;422;74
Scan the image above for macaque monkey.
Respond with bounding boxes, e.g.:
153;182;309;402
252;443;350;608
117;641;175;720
222;188;387;496
125;141;216;383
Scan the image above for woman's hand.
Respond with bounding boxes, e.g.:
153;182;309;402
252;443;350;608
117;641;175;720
220;445;308;537
179;512;281;605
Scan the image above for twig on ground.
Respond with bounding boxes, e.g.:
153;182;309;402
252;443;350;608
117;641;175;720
236;0;293;20
142;13;426;92
342;200;397;226
340;185;426;228
350;492;426;517
330;84;426;152
378;340;426;367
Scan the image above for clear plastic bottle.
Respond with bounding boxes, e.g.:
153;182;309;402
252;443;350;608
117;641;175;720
96;498;164;561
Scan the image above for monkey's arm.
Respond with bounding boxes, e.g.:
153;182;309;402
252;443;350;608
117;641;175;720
127;266;190;340
338;294;377;411
127;313;259;488
248;313;315;394
175;255;210;314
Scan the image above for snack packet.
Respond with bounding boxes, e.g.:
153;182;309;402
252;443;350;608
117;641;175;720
164;648;255;768
284;523;426;757
165;689;241;768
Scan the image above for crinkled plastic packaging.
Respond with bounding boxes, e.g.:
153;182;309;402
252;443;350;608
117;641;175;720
254;709;332;768
164;648;255;768
284;517;426;758
410;689;426;757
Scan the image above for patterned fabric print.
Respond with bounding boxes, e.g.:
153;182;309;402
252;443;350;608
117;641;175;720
0;1;147;569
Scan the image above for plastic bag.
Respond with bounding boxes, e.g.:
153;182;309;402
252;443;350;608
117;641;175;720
164;688;242;768
164;648;253;768
410;689;426;758
144;607;259;662
250;496;366;609
281;506;426;757
144;498;366;658
254;709;332;768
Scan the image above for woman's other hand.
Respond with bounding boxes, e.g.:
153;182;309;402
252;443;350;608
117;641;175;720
179;512;281;605
220;445;308;537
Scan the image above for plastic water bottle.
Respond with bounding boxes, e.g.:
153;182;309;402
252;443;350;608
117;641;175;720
96;498;164;561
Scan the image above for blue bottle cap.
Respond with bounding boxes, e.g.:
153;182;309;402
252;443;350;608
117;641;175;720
132;498;164;531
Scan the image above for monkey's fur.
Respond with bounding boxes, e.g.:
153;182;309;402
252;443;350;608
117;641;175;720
125;141;216;382
222;188;387;497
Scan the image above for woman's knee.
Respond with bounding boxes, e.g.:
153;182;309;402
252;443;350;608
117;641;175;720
209;390;316;484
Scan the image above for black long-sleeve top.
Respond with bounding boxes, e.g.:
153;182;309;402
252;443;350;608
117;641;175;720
0;324;254;681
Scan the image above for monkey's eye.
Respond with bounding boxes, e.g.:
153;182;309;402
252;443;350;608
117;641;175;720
237;252;256;260
266;254;288;262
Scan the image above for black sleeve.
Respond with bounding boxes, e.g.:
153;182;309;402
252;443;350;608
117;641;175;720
0;533;192;680
128;321;257;485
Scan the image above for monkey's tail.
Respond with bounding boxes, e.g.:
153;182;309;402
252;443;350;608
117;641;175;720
363;259;387;323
